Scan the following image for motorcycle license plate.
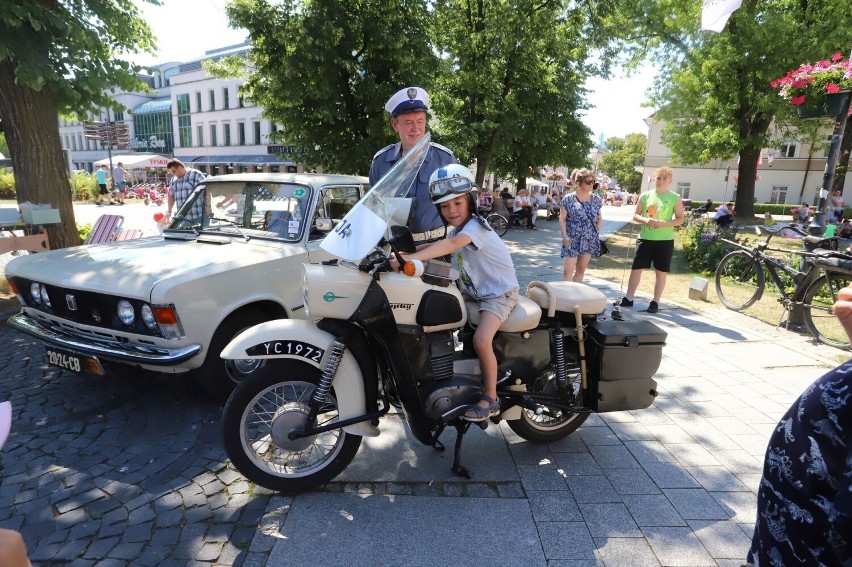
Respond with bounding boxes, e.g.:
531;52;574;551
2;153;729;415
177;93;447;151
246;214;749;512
45;347;104;375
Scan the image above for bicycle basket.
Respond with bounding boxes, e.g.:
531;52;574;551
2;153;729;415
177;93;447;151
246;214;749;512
803;236;839;251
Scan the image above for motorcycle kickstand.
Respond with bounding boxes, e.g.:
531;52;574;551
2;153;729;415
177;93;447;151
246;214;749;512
451;420;486;479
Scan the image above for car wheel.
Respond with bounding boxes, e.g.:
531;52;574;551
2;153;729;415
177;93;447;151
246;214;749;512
193;308;273;403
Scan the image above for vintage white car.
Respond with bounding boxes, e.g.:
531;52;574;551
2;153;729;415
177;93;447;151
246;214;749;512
4;173;369;400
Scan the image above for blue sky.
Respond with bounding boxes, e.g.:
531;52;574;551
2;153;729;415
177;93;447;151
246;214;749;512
131;0;655;142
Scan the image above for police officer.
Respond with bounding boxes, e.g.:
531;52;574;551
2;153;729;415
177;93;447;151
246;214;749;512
369;86;456;242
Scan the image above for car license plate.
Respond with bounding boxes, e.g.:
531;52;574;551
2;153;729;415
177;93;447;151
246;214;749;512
45;348;104;375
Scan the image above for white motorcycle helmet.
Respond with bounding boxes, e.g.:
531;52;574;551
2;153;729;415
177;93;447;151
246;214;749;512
429;164;477;206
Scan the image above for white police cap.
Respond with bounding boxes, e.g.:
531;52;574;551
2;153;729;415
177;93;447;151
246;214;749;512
385;87;430;117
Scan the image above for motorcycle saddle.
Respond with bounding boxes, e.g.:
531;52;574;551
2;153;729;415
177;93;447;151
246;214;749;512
466;295;542;332
526;281;607;318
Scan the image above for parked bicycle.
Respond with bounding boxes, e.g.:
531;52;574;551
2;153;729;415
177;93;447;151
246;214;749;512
714;224;852;349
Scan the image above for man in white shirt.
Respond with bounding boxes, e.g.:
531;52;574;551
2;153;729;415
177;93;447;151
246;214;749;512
513;189;536;230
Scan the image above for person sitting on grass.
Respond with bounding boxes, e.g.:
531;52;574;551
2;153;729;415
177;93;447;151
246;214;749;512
391;165;518;422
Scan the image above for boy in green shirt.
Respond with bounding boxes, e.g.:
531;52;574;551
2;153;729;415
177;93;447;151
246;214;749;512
617;166;685;313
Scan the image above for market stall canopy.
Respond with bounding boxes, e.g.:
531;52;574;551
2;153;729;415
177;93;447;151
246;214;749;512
92;154;170;169
526;178;548;187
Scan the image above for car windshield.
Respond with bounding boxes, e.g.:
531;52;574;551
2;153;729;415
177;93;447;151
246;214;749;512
167;181;314;242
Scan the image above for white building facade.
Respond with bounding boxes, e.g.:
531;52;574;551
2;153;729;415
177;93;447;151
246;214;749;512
640;116;851;206
59;43;299;176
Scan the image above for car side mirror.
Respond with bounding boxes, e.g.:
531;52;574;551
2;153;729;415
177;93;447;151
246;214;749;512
315;218;334;232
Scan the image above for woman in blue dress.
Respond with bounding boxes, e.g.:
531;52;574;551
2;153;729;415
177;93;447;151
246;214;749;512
559;168;603;282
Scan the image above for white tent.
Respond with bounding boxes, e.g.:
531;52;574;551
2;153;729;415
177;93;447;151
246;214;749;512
93;154;170;169
526;178;548;187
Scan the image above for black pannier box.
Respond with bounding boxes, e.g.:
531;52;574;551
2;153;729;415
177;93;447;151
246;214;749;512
585;320;666;412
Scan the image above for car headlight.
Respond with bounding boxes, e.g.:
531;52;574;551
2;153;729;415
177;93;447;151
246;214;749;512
30;282;42;304
140;304;157;330
117;300;135;326
40;284;51;308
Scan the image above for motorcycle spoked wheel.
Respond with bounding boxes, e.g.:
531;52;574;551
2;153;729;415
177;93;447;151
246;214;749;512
222;361;362;491
507;369;589;443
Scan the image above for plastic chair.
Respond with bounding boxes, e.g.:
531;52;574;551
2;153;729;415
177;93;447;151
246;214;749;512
115;228;143;241
85;214;124;244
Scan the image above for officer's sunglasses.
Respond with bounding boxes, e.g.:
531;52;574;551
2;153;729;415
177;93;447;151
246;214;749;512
429;177;474;199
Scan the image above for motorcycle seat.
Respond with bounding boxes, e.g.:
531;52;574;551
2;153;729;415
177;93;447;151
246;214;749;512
526;281;607;318
465;295;542;332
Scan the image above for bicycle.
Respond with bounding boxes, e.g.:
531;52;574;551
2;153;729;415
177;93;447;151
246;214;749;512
714;224;852;349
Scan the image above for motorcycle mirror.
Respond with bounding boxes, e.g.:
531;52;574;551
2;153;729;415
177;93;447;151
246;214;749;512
389;225;416;253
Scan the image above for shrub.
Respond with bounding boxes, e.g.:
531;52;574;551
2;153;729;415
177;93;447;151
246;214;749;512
679;216;738;274
78;222;92;242
0;170;15;199
71;171;98;201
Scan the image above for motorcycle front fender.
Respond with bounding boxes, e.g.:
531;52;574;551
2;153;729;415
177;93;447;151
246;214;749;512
221;319;378;437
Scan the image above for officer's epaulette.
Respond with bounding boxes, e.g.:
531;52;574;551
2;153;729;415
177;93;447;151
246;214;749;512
430;142;455;156
373;144;396;159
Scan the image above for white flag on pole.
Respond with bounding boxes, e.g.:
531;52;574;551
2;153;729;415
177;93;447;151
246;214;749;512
701;0;743;33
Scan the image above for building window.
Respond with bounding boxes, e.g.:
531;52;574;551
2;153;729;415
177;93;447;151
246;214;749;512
223;122;231;146
196;125;204;147
71;135;77;151
676;182;690;199
253;121;262;145
779;143;797;158
770;186;788;205
210;123;218;146
113;109;124;121
209;89;215;111
177;94;192;148
196;92;202;113
238;91;244;108
238;122;246;146
223;87;229;110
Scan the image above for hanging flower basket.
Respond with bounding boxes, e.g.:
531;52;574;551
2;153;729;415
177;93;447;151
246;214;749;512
772;53;852;119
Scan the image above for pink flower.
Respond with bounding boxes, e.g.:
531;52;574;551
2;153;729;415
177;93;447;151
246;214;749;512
791;95;807;106
832;53;844;62
827;83;840;94
770;79;779;88
792;79;807;88
817;60;831;68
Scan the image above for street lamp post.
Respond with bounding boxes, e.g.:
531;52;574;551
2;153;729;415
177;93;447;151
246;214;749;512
808;92;852;235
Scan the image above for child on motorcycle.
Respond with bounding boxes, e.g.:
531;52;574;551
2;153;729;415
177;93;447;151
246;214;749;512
392;165;519;421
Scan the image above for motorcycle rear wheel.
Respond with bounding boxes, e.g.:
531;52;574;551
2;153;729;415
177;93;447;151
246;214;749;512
222;361;362;491
507;372;589;442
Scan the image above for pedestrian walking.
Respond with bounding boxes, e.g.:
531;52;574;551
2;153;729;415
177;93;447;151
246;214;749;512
559;168;602;282
111;162;129;205
94;165;111;206
165;159;208;225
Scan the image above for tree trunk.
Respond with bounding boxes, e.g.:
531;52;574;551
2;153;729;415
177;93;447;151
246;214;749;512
831;120;852;194
734;146;760;220
0;61;80;249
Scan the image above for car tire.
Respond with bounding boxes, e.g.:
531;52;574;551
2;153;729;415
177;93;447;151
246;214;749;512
193;307;273;403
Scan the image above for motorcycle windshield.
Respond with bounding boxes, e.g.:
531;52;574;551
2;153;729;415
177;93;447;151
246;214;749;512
320;133;431;261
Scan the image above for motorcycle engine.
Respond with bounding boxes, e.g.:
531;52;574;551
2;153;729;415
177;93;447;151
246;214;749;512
422;376;483;420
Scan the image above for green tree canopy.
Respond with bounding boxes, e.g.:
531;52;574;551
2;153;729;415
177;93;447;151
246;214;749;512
0;0;157;247
601;0;852;218
598;133;646;191
223;0;438;175
430;0;593;187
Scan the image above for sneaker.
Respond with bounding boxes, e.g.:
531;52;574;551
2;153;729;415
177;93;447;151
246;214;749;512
647;301;659;313
96;203;103;207
617;297;633;307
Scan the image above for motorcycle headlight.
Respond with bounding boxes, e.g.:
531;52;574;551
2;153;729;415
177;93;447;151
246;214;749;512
117;300;135;326
30;282;42;304
140;304;157;330
40;284;51;308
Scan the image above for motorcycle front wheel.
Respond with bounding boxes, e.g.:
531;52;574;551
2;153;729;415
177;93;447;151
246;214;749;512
222;360;362;491
507;371;589;442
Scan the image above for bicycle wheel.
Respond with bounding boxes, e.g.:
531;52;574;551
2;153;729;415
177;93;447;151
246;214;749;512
803;273;852;349
487;213;508;237
715;250;765;311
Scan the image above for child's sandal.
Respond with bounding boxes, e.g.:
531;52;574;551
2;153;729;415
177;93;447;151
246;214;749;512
461;395;501;422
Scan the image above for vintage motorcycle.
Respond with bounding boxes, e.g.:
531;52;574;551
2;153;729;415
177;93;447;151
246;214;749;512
219;135;666;491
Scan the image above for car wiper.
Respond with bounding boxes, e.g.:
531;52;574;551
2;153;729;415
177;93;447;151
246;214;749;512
171;215;199;236
207;217;250;242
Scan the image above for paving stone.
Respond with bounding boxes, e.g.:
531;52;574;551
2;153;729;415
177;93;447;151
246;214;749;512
581;503;642;538
588;444;642;469
663;488;730;520
565;475;621;504
527;490;583;522
517;464;570;491
687;519;752;560
82;536;120;560
121;522;153;543
640;462;702;489
688;466;753;492
551;452;604;476
622;495;686;527
128;504;156;526
537;521;596;561
604;468;661;495
642;526;716;566
593;536;661;566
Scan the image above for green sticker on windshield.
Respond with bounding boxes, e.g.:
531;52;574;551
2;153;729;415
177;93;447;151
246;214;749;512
293;188;306;198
